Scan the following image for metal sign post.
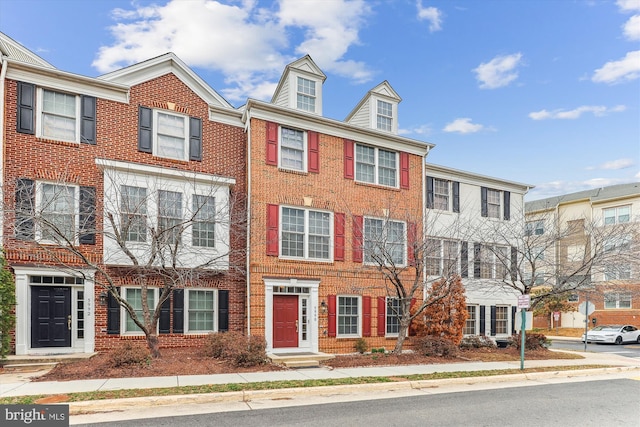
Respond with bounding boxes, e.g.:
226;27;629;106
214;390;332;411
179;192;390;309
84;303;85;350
517;295;531;370
578;298;595;352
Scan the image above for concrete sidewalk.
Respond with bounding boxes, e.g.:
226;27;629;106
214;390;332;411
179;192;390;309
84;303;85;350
1;349;638;398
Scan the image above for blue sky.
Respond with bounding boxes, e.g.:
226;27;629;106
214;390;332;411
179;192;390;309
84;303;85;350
1;0;638;200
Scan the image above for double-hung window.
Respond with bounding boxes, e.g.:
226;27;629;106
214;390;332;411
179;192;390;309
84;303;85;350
155;111;188;160
487;189;501;219
364;218;406;265
376;100;393;132
355;144;398;187
603;206;630;225
39;183;77;242
40;89;79;142
281;207;331;260
124;288;156;333
426;239;459;276
525;220;544;236
337;296;359;337
121;185;148;243
192;195;215;248
188;289;215;332
296;77;316;112
158;190;183;245
495;306;508;334
464;305;477;335
280;127;306;171
386;297;402;335
479;245;508;279
604;292;631;309
434;178;449;210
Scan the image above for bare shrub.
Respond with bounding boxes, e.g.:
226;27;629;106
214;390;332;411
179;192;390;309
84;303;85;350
108;342;150;368
414;335;459;357
459;335;497;349
203;331;267;367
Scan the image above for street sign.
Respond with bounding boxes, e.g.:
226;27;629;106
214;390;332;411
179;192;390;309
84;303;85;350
553;311;560;321
517;295;530;309
578;301;595;316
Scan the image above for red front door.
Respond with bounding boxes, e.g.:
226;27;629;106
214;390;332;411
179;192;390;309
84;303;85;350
273;295;298;348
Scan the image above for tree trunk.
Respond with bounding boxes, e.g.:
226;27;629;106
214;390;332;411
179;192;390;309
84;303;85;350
392;318;411;354
146;333;162;358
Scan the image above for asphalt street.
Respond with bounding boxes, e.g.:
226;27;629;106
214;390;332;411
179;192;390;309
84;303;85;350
550;337;640;359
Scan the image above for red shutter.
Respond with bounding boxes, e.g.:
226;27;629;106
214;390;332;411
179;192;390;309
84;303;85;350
409;298;417;336
266;121;278;165
344;139;354;179
266;204;279;256
328;295;337;337
362;296;371;337
407;221;417;266
352;215;363;263
377;296;386;337
308;131;319;173
400;151;410;189
334;212;345;261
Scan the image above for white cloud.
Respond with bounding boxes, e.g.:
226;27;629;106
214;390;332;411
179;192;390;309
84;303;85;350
528;105;626;120
416;1;443;32
526;178;631;200
473;53;523;89
617;0;640;12
587;158;635;170
623;14;640;40
398;124;432;136
93;0;372;102
592;50;640;84
443;118;484;134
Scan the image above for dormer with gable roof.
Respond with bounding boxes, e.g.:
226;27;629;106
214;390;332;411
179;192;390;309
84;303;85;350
345;81;401;134
271;55;326;115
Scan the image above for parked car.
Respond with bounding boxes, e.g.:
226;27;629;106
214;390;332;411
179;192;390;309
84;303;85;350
581;325;640;344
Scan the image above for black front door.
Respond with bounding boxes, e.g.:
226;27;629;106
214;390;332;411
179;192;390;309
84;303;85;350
31;286;71;348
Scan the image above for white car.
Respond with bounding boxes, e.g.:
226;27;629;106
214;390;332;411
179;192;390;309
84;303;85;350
581;325;640;345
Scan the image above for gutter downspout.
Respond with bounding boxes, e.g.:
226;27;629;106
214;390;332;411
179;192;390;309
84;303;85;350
0;56;8;243
422;147;430;301
244;108;252;336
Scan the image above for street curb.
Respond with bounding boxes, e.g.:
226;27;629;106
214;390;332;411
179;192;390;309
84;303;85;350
68;366;640;415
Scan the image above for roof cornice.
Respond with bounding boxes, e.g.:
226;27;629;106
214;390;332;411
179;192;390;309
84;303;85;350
426;162;534;192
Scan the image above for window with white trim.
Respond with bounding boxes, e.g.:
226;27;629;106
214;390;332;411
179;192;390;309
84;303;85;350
386;297;402;335
154;110;189;160
464;305;477;335
158;190;182;245
495;306;508;334
192;195;216;248
487;189;500;219
39;89;80;143
434;178;450;210
38;183;77;243
187;289;215;332
603;205;630;225
525;220;544;236
121;185;148;243
364;218;406;265
296;77;316;112
281;207;331;260
337;296;360;337
279;127;306;171
479;245;508;279
604;292;631;309
355;144;398;187
426;239;459;276
124;288;156;333
376;100;393;132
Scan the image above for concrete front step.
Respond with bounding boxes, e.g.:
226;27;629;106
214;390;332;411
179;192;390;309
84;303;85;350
1;353;96;372
268;352;334;368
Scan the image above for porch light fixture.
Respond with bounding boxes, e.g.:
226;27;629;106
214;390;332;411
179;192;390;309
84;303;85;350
99;291;108;306
320;300;328;314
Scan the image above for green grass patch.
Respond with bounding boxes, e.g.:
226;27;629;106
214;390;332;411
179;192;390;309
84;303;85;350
0;364;613;405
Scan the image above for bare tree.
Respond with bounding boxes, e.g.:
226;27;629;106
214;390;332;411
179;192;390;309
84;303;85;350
9;163;246;358
467;206;640;311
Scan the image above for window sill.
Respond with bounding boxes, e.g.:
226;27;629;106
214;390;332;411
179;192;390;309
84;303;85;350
278;257;334;265
277;167;308;176
150;155;190;165
337;335;361;339
355;181;401;192
36;137;80;147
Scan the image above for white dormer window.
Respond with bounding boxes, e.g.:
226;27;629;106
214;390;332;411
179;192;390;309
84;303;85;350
376;100;393;132
297;77;316;112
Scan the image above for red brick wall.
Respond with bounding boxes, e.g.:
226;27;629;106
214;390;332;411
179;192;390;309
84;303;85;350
249;117;424;353
3;74;247;351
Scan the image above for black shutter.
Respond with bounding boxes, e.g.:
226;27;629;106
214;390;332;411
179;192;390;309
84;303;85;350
80;95;96;145
510;246;518;281
511;306;517;334
218;289;229;332
480;187;488;217
426;176;434;209
460;242;468;278
503;191;510;221
473;243;481;279
189;117;202;161
490;306;497;336
79;186;96;244
15;178;35;240
138;106;153;153
17;82;35;134
173;289;184;333
452;181;460;213
479;305;486;335
107;289;121;335
159;293;171;334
